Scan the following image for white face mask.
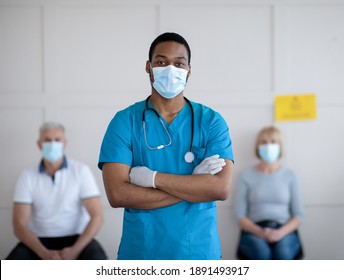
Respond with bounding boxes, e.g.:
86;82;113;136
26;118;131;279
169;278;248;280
258;143;280;163
152;65;188;99
42;141;64;163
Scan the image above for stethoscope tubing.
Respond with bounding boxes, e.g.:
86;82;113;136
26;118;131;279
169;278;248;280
142;95;195;161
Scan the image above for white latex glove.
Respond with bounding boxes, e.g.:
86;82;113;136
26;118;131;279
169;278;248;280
129;166;157;188
192;154;226;175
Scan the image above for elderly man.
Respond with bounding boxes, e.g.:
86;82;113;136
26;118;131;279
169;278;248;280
6;122;107;260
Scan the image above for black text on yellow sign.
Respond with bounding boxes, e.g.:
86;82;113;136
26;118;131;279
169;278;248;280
274;94;317;121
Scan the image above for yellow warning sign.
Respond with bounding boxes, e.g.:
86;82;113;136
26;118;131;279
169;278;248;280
274;94;317;121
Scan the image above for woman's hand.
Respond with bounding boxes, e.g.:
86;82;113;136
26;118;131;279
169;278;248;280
263;228;284;243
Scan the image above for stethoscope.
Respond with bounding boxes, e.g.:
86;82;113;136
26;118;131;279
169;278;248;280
142;96;195;163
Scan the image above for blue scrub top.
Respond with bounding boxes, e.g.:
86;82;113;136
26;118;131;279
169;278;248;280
99;98;234;260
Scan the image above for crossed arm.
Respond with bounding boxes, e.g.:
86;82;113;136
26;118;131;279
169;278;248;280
102;159;233;210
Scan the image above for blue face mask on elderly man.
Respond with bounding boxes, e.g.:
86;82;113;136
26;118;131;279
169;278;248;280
42;141;64;163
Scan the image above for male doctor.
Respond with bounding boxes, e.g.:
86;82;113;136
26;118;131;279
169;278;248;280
99;32;234;259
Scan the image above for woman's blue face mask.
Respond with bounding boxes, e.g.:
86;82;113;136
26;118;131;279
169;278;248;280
258;143;280;163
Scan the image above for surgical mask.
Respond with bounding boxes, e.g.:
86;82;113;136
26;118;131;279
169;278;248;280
152;65;188;99
42;141;64;163
258;143;280;163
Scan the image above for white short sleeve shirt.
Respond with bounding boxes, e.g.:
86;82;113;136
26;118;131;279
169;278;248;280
13;157;100;237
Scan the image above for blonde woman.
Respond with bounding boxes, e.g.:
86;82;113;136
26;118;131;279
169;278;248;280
234;126;303;259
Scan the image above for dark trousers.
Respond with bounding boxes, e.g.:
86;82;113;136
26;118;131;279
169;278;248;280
6;235;107;260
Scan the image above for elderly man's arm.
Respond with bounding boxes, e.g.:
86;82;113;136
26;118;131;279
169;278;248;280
13;203;61;259
59;196;104;259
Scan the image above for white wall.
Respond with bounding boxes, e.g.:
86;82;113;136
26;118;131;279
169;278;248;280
0;0;343;260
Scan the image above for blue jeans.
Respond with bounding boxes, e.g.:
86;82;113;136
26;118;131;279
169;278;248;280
6;235;107;260
238;221;302;260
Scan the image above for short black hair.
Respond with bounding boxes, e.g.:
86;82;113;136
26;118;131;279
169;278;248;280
148;32;191;64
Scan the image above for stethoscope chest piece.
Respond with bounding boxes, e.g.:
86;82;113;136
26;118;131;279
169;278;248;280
184;151;195;163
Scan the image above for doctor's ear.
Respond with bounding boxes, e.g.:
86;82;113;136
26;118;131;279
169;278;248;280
187;71;191;78
146;61;154;82
187;65;191;79
145;60;151;74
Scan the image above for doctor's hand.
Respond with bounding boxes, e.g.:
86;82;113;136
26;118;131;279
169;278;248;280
192;154;226;175
129;166;157;188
